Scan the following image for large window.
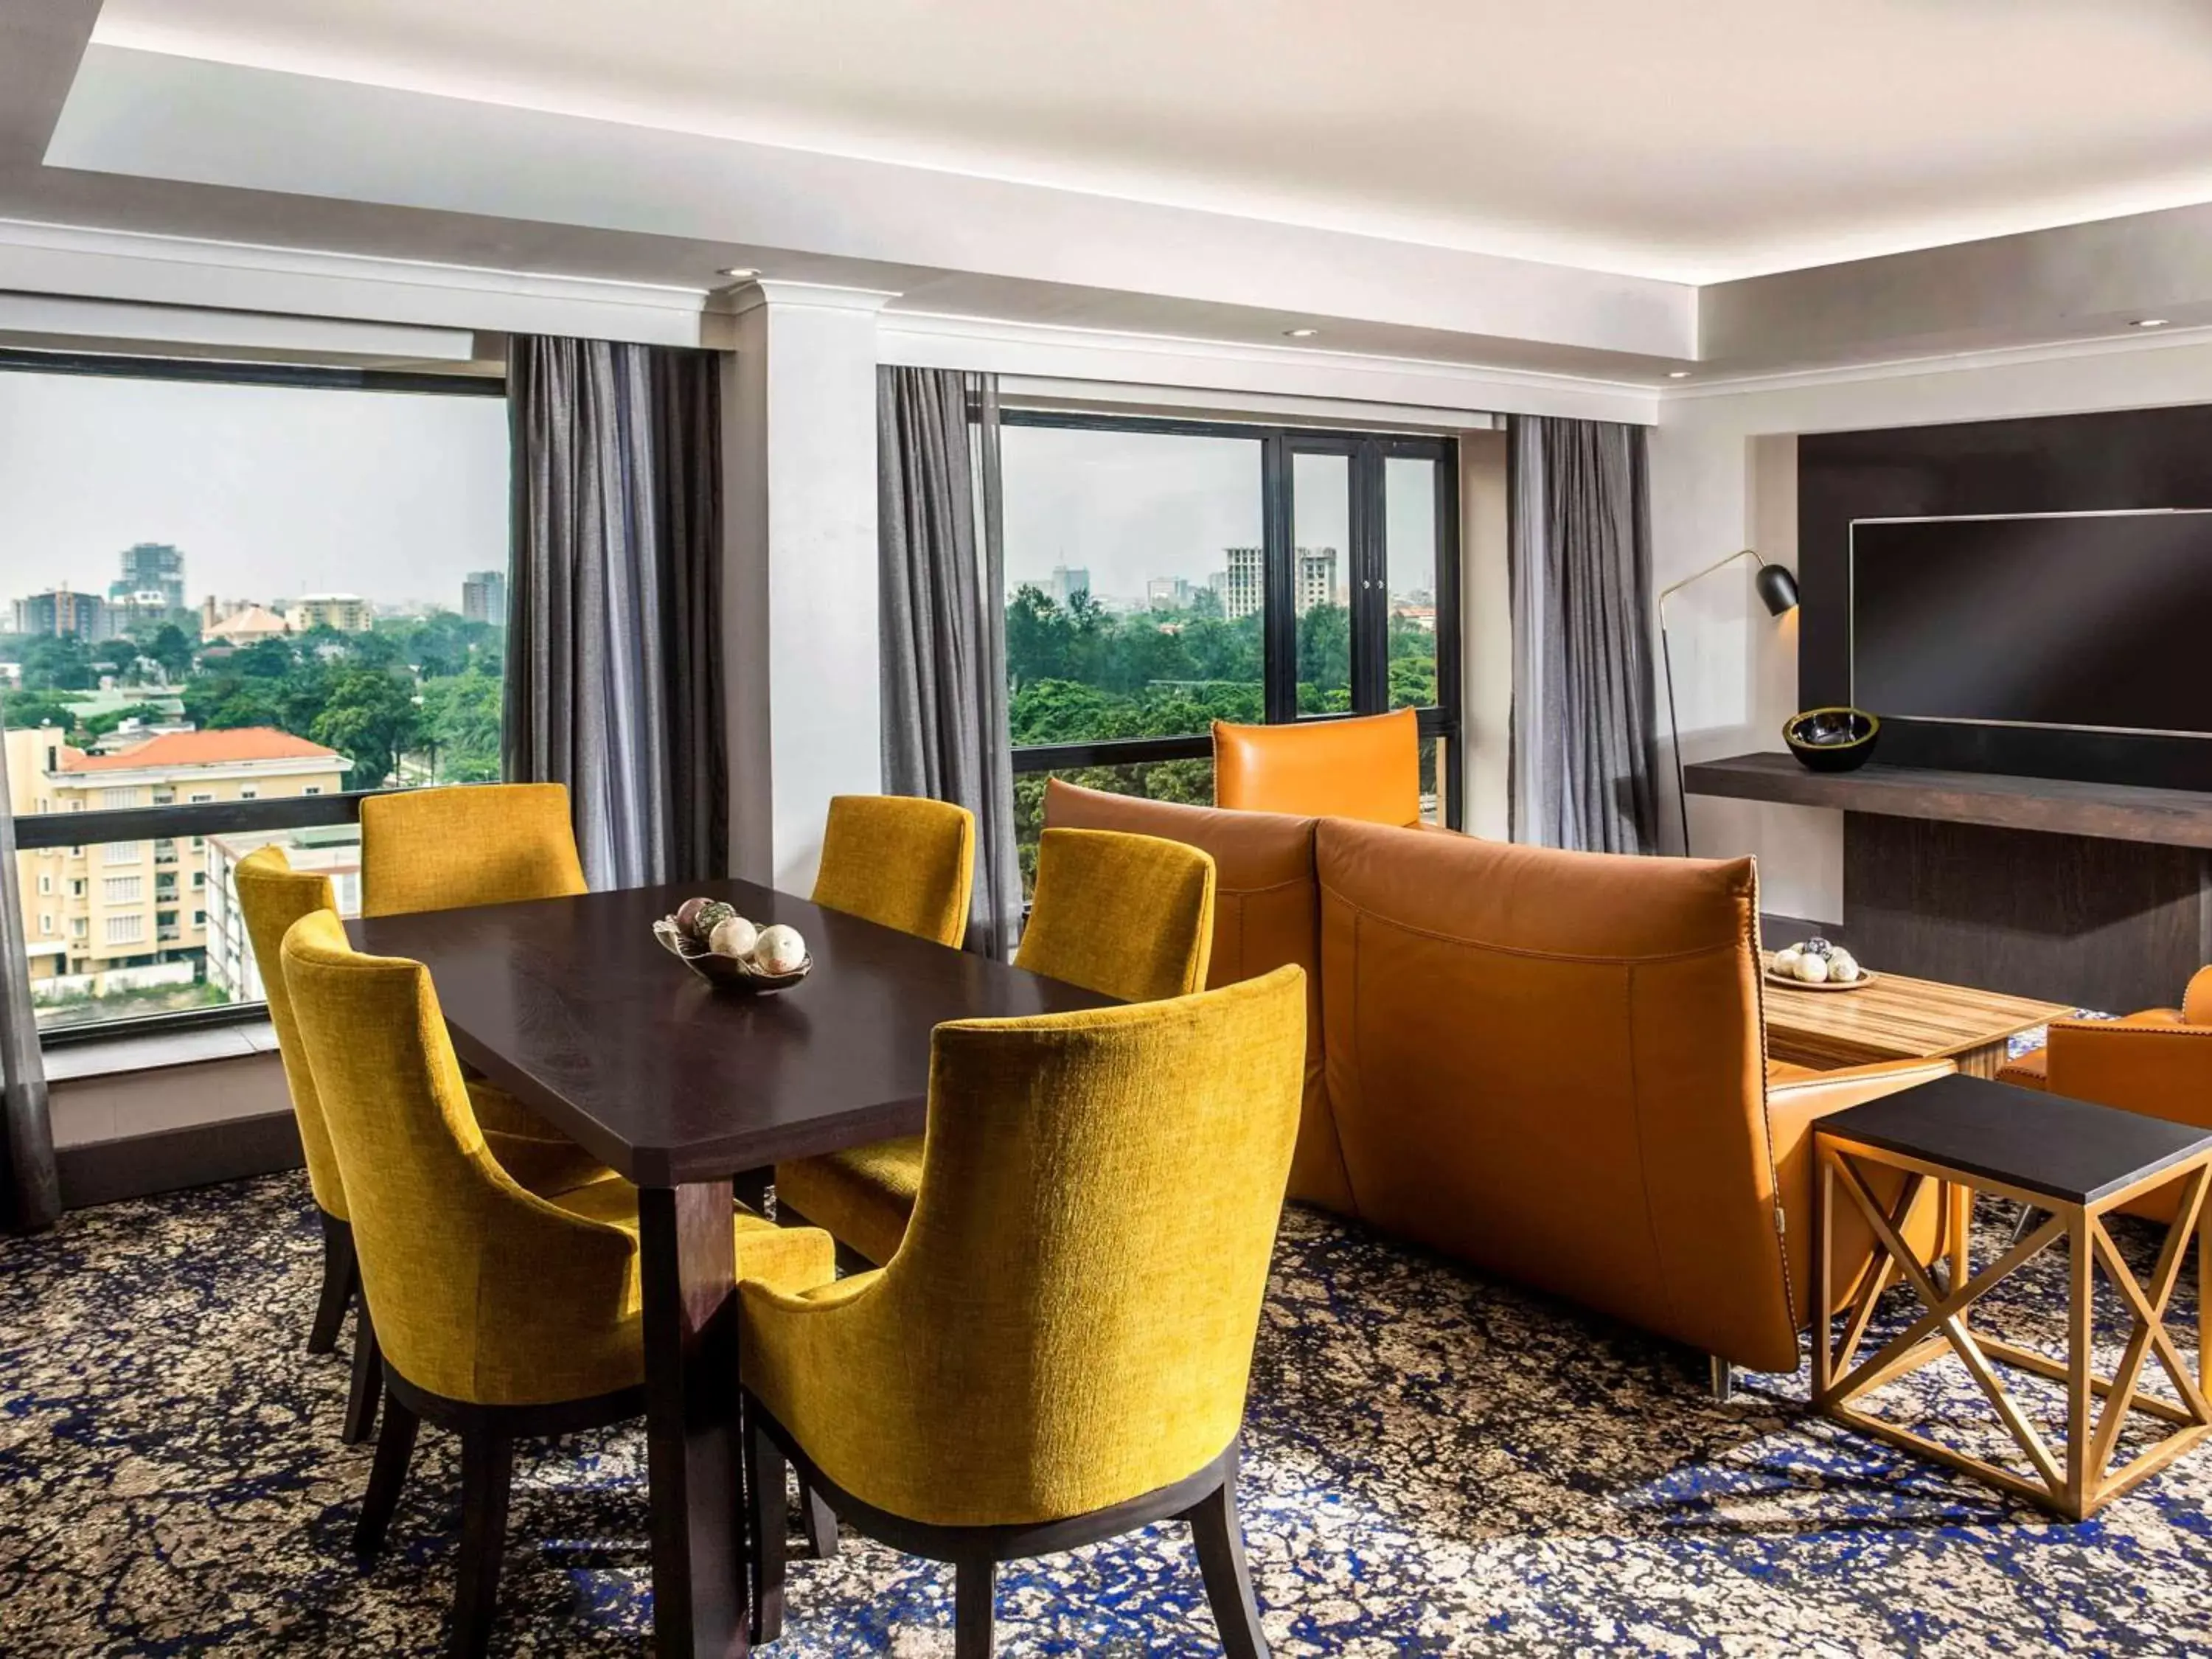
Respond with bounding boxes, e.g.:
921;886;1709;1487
1003;412;1460;886
0;353;509;1037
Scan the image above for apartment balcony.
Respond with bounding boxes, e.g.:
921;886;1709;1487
153;840;179;866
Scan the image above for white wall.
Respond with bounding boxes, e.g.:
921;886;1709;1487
1649;331;2212;920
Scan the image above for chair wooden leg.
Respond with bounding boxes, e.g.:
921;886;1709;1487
1185;1467;1269;1659
450;1429;512;1659
354;1391;419;1559
342;1299;383;1446
954;1557;995;1659
310;1210;355;1355
747;1411;788;1645
800;1476;839;1559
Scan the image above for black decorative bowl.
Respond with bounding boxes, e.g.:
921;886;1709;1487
1783;706;1880;772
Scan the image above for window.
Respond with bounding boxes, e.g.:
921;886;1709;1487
1;352;509;1038
69;917;86;939
1001;412;1461;886
35;873;50;895
38;913;52;936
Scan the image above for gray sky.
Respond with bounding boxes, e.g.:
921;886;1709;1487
1001;422;1436;606
0;367;509;613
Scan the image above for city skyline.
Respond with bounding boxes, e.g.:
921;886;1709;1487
0;369;508;613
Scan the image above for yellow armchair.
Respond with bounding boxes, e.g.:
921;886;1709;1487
812;793;975;947
743;965;1307;1657
776;827;1217;1266
280;910;833;1658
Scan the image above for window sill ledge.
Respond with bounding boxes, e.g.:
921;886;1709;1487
44;1020;279;1085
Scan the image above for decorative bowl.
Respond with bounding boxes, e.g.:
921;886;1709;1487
653;918;811;993
1783;706;1880;773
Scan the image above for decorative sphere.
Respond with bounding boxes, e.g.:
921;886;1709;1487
1829;950;1861;983
708;915;759;959
1793;953;1830;984
1804;937;1834;959
1774;945;1803;970
675;897;710;933
751;923;807;975
691;900;738;942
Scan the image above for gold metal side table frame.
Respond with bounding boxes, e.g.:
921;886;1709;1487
1814;1133;2211;1521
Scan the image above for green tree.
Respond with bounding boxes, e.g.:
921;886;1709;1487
1;689;88;731
144;622;197;683
18;635;95;691
420;670;504;782
310;669;425;787
78;702;173;743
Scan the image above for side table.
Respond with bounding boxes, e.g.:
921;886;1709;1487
1814;1073;2212;1520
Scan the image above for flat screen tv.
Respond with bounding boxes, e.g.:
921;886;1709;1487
1849;509;2212;740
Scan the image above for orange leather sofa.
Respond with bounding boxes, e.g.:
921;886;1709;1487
1043;778;1953;1374
1212;708;1423;827
1997;969;2212;1221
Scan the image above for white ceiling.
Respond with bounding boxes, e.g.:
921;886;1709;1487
91;0;2212;284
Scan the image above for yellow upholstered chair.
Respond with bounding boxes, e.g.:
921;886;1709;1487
812;793;975;947
775;827;1217;1266
357;783;609;1197
280;911;835;1659
1212;707;1423;826
743;966;1307;1658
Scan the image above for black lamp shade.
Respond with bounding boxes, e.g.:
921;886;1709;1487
1754;563;1800;616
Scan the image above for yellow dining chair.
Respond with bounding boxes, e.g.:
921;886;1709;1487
358;783;610;1196
811;793;975;947
775;827;1217;1266
743;965;1307;1658
280;911;835;1659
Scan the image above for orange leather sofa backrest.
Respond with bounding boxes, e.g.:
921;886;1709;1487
1042;778;1351;1209
1212;708;1422;827
1313;818;1806;1370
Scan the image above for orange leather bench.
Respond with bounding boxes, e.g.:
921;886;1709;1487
1044;778;1952;1374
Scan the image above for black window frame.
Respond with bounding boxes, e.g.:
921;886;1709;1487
0;349;509;1049
1001;408;1464;827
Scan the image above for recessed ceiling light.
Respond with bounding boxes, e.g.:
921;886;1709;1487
720;267;760;280
1284;327;1319;338
1667;370;1692;379
2135;317;2171;328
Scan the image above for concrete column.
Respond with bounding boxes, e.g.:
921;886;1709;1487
717;279;898;893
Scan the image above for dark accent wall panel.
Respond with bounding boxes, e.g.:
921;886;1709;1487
1798;405;2212;789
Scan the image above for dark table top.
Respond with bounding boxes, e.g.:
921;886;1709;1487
349;878;1116;1186
1816;1072;2212;1206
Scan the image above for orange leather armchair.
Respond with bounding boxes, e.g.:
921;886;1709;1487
1212;707;1423;826
1997;968;2212;1220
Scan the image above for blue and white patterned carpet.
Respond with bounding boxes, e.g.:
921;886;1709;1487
1;1172;2206;1656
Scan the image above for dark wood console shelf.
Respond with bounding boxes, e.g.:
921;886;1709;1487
1684;752;2212;1012
1684;753;2212;849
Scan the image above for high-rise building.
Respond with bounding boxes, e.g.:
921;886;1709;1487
1215;546;1265;620
284;594;375;634
1046;564;1091;606
110;543;187;613
1145;577;1197;611
1296;546;1340;615
461;569;508;625
13;588;106;640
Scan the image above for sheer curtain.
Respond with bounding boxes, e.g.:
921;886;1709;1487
0;774;58;1233
1509;414;1662;855
507;337;728;888
877;368;1021;957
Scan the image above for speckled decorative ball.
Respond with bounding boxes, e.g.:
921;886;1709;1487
689;900;738;942
751;923;808;975
1804;937;1834;959
708;915;758;960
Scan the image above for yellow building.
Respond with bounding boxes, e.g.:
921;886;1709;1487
5;725;352;998
283;594;375;634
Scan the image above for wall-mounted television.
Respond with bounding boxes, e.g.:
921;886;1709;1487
1849;509;2212;740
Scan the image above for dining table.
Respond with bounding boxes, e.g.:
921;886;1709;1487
349;875;1116;1659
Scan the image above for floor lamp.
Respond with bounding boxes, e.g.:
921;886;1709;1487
1658;550;1799;856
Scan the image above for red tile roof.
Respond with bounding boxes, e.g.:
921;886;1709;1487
61;728;347;773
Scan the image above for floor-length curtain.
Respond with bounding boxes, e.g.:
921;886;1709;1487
507;338;727;888
1509;414;1661;855
878;367;1021;957
0;772;58;1233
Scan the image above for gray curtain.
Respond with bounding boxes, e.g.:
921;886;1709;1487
878;367;1021;958
507;337;727;889
1509;415;1661;854
0;770;58;1233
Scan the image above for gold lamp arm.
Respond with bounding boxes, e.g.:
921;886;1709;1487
1658;547;1758;613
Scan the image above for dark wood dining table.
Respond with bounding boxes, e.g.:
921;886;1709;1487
350;877;1114;1659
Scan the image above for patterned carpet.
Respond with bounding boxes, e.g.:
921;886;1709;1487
1;1173;2206;1657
